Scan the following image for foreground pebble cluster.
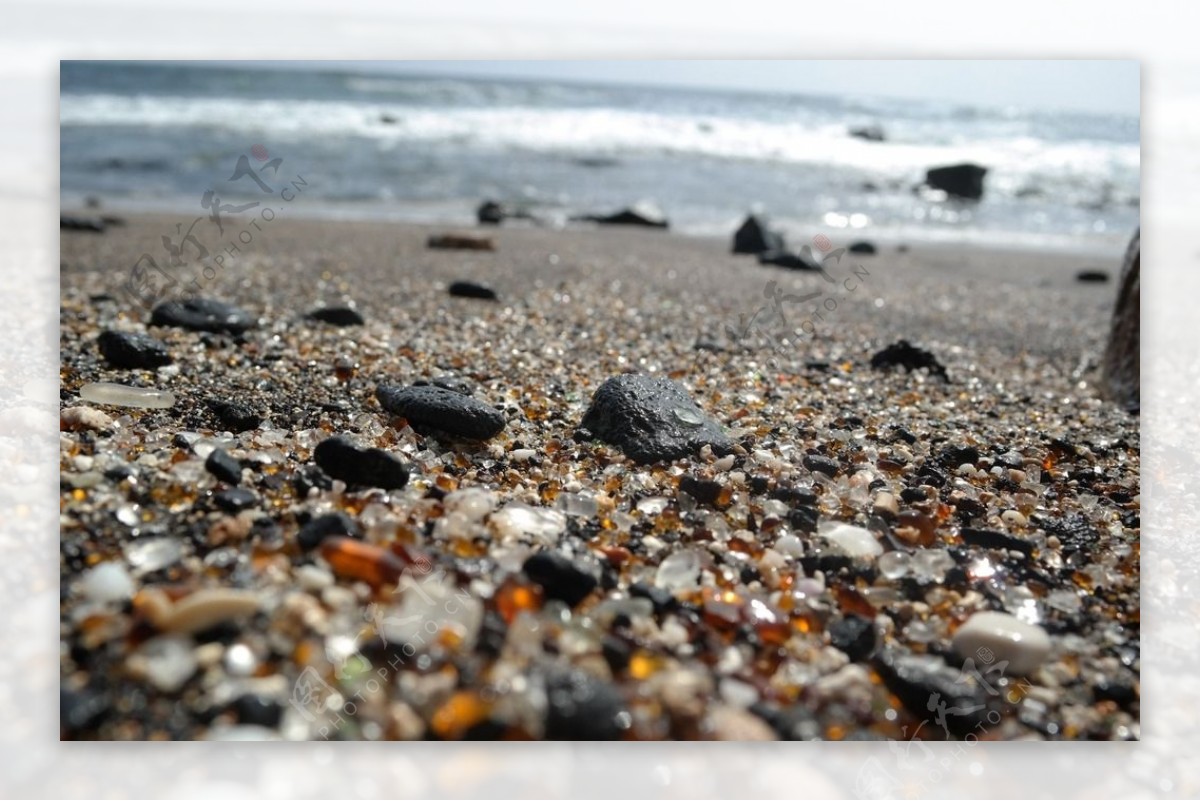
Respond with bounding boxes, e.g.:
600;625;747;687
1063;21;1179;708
59;217;1139;741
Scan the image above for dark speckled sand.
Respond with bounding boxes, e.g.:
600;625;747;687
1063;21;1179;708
59;214;1138;741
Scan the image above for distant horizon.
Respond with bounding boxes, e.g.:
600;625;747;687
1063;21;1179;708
99;59;1140;119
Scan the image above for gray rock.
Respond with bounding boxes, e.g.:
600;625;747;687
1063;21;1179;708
576;374;732;464
1101;229;1140;411
376;384;506;440
150;298;256;333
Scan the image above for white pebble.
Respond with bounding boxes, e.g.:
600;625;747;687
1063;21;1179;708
1001;510;1027;526
130;635;197;692
443;488;496;522
818;522;882;559
952;611;1051;675
713;454;736;472
490;502;566;546
773;533;805;558
79;562;135;603
79;382;176;409
61;405;117;432
655;549;702;590
509;448;537;462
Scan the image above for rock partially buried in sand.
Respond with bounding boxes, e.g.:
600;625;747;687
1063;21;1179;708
307;306;365;326
98;330;172;369
757;250;822;271
847;241;877;255
448;281;498;301
1076;270;1109;284
576;374;732;464
376;384;506;440
732;214;785;255
313;435;410;490
577;201;669;229
849;124;886;142
151;298;256;333
427;233;496;251
79;382;176;409
1101;229;1139;411
924;163;988;200
870;340;948;381
952;611;1051;675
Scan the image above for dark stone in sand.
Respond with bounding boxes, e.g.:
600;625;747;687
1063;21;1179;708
960;526;1034;557
544;669;628;740
151;298;256;334
1076;270;1109;283
522;551;598;607
829;614;877;661
924;163;988;200
427;233;495;251
1102;229;1139;411
60;215;106;233
214;487;257;513
576;373;732;465
60;687;110;733
448;281;498;301
732;214;785;254
579;202;668;229
205;448;243;485
874;648;992;736
847;241;877;255
313;435;410;490
939;444;980;468
771;484;819;507
97;330;172;369
629;581;679;614
232;694;283;727
477;200;505;225
870;340;948;381
208;399;263;433
849;124;886;142
803;453;841;477
379;113;397;124
758;250;822;271
307;306;365;326
297;512;361;551
293;464;333;496
376;384;506;440
679;475;724;506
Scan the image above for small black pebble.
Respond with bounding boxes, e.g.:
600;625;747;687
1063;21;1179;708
522;551;598;607
307;306;365;326
679;475;724;506
313;435;410;490
1076;270;1109;283
205;449;243;485
150;297;256;334
803;453;840;477
544;669;627;740
448;281;497;300
97;330;172;369
213;487;257;514
208;399;263;433
847;241;877;254
231;694;283;728
870;339;948;381
297;512;361;551
829;614;877;661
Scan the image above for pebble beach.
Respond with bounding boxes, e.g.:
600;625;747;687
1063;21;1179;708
59;213;1139;741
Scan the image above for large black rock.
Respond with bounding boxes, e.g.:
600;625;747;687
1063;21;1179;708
733;215;786;255
924;163;988;200
376;384;506;440
150;298;256;333
576;374;732;464
313;435;410;490
1101;229;1139;412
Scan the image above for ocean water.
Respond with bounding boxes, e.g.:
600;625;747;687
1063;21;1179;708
60;62;1139;253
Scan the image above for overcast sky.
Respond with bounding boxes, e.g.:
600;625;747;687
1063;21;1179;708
338;60;1139;116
